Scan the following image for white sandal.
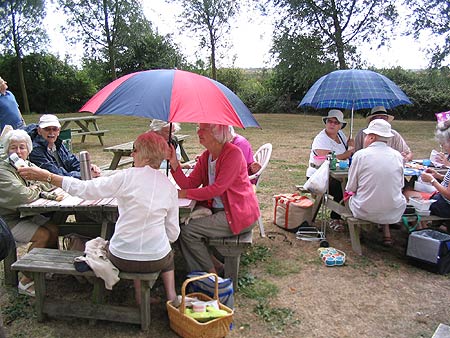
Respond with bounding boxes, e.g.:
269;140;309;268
18;281;35;297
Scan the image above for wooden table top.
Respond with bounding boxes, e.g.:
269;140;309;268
103;134;189;154
58;115;101;122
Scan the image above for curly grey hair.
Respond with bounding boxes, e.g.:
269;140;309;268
435;120;450;145
2;129;33;153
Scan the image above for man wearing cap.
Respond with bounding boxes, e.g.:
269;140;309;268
29;114;101;179
345;119;406;246
354;106;413;162
0;76;25;130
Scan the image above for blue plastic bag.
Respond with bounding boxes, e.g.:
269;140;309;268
186;271;234;309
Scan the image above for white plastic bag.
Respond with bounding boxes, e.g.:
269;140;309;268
304;160;329;194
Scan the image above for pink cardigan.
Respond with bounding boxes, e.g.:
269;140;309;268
172;142;260;235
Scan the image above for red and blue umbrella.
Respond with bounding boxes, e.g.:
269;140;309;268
79;69;260;128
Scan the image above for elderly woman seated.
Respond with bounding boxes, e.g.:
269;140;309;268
168;123;260;274
19;131;180;305
307;110;355;232
405;120;450;232
0;128;58;297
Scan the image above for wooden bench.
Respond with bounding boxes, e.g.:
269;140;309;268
208;231;253;289
3;221;104;287
11;248;160;331
99;157;134;171
341;212;450;255
71;130;109;146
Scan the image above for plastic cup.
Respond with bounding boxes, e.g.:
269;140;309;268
339;160;349;169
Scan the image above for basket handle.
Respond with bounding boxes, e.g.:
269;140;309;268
179;273;220;314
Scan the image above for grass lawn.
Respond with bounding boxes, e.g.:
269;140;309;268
1;112;449;338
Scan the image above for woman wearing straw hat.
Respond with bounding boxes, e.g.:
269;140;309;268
306;109;355;232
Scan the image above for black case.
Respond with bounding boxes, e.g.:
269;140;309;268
406;229;450;274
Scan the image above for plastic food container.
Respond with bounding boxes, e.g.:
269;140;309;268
409;197;436;211
414;181;437;193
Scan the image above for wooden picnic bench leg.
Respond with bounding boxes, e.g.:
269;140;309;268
74;120;89;144
140;280;151;331
108;154;122;170
347;221;363;255
33;272;47;322
91;121;104;146
178;140;189;162
4;248;18;287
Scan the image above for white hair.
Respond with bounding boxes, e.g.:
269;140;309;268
148;119;181;133
2;129;33;153
210;124;233;144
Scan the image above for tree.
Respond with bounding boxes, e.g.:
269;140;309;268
0;53;96;114
264;0;398;69
170;0;240;80
57;0;152;81
270;29;336;100
0;0;48;114
404;0;450;68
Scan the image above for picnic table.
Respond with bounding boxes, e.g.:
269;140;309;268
58;115;108;146
4;185;195;286
320;163;450;255
102;134;190;170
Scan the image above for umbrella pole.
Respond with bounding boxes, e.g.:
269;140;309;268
166;123;173;176
350;106;354;139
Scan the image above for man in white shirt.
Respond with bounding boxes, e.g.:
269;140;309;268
346;119;406;246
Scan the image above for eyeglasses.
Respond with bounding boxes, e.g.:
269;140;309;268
131;144;137;153
326;119;341;125
43;127;60;132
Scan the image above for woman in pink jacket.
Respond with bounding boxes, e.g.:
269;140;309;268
169;123;260;274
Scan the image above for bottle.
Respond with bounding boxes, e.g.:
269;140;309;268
79;151;92;180
330;151;337;170
9;153;28;169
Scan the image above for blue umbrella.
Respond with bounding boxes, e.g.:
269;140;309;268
299;69;412;136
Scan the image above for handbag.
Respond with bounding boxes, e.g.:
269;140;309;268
0;216;15;262
304;160;329;194
62;233;92;252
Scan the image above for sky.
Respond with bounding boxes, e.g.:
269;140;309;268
44;1;432;70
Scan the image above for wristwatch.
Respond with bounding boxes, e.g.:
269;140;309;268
46;173;53;183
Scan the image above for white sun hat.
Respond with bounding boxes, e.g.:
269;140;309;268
363;119;394;138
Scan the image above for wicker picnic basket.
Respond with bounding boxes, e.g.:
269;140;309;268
166;273;234;338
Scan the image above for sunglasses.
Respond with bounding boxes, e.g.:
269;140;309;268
326;119;341;125
43;127;60;132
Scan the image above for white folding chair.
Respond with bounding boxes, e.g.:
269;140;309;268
249;143;272;237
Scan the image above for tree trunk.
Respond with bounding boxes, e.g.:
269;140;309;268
103;0;117;80
16;57;30;114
